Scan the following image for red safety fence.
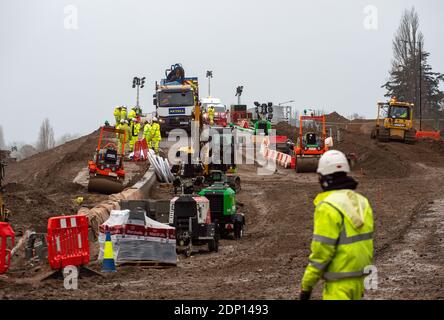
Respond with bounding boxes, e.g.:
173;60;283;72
0;222;14;274
47;215;90;270
134;138;149;161
416;131;441;141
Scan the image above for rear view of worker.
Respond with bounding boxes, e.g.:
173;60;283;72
120;106;127;123
150;117;161;154
117;119;129;153
300;150;374;300
143;119;152;148
128;107;137;123
208;105;215;126
129;118;141;152
113;106;121;126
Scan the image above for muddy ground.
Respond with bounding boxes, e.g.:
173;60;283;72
1;123;443;300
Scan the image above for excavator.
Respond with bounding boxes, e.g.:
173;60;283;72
87;126;127;194
371;97;416;144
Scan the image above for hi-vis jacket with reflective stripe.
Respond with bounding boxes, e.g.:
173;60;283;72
301;189;374;292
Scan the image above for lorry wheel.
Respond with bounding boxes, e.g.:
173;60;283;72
208;238;219;252
185;245;192;257
234;178;241;193
234;222;243;240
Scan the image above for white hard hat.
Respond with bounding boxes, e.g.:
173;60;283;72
120;119;125;124
132;118;137;122
152;116;158;122
317;150;350;176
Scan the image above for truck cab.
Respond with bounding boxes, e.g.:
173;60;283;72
201;97;228;127
154;78;199;135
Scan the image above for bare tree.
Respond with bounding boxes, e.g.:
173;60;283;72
56;133;79;146
0;126;5;150
392;8;423;68
349;113;365;120
17;144;37;160
383;7;444;117
36;118;55;152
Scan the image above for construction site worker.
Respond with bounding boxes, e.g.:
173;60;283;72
143;119;152;148
208;105;215;126
134;105;142;116
300;150;374;300
150;117;161;155
400;109;408;119
128;107;137;123
129;118;141;152
117;119;129;153
120;106;127;122
113;106;121;126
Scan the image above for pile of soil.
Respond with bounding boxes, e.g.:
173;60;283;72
1;113;444;300
3;129;147;232
274;122;298;140
325;111;349;123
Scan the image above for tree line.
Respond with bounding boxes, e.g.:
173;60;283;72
0;119;79;161
383;7;444;118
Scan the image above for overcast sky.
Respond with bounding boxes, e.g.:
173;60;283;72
1;0;443;144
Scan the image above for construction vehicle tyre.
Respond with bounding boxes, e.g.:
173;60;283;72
88;176;124;195
185;245;192;257
231;177;241;193
208;238;219;252
377;128;390;143
295;157;319;173
234;222;243;240
404;130;417;144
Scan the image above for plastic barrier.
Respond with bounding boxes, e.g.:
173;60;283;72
0;222;14;274
416;131;441;141
133;138;149;161
261;139;292;168
46;215;90;270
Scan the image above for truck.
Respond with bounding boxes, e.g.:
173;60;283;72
153;64;199;135
201;97;228;127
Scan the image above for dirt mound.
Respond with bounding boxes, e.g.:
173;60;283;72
335;129;444;178
3;130;105;230
325;111;349;123
274;122;298;140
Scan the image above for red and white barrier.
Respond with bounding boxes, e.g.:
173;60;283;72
261;139;292;169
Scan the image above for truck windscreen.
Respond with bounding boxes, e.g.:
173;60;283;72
159;91;194;107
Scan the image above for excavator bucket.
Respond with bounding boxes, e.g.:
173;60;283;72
87;176;124;195
295;157;319;173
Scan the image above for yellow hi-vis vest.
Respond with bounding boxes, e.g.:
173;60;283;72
143;124;152;140
150;122;161;141
128;109;137;120
301;189;374;291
